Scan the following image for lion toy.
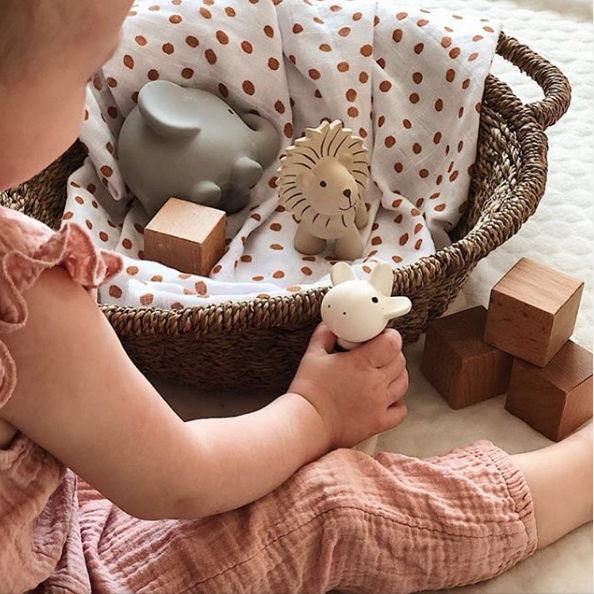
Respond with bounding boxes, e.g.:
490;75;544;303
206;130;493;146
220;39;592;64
321;260;412;454
277;120;370;261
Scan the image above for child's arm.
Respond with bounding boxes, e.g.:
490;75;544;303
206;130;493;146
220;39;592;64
1;267;406;519
1;268;328;519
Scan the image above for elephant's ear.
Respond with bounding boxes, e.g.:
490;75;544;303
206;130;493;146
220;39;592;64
368;262;393;296
330;262;356;286
138;81;202;139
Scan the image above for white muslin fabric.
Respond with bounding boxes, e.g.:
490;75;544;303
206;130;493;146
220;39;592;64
61;0;501;309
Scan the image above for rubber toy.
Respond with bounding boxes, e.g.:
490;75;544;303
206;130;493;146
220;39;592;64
118;80;281;217
277;120;369;261
321;261;412;454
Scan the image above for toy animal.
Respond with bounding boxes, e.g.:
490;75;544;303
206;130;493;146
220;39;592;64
322;261;412;454
277;120;370;261
322;261;412;350
118;80;281;218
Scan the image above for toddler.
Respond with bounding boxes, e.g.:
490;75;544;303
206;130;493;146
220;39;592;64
0;1;592;593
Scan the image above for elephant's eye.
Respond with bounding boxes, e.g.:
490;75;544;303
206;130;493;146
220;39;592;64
228;109;234;115
320;180;327;188
371;297;379;303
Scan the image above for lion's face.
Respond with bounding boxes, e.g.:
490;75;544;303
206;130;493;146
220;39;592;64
298;157;358;217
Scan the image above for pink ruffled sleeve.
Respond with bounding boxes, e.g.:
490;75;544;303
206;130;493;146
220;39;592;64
0;206;122;408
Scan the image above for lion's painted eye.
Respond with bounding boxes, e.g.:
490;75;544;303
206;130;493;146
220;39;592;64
371;297;379;303
320;181;327;188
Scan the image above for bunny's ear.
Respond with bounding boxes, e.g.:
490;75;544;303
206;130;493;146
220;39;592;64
368;262;393;296
384;296;412;319
138;80;202;139
330;262;356;286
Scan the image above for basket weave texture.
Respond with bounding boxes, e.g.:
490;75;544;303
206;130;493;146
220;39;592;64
1;33;571;390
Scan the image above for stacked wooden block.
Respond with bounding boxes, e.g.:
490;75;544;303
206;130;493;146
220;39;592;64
422;258;592;441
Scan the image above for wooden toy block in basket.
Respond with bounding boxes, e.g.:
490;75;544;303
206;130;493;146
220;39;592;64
0;33;572;390
144;198;227;277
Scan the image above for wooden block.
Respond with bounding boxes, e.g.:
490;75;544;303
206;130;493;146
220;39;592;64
421;306;514;410
484;258;584;367
506;340;593;441
144;198;226;276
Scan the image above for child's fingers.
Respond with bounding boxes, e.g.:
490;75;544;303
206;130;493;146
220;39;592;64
307;323;337;354
383;401;408;430
384;352;407;382
358;329;402;367
387;369;409;404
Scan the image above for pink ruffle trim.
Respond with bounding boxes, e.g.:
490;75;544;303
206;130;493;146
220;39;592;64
0;216;122;408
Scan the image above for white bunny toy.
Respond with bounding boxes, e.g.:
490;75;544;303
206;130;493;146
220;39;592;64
321;261;412;455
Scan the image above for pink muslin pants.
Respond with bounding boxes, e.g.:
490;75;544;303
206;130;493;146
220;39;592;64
42;440;537;594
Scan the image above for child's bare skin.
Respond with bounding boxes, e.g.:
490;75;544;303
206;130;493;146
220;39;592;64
0;0;591;551
0;266;407;519
513;421;593;548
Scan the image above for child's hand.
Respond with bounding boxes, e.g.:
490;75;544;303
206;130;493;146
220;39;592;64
289;324;408;450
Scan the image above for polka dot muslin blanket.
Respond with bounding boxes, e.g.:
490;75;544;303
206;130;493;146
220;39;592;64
63;0;501;309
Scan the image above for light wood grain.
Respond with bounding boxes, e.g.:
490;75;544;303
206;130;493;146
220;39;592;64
144;198;226;277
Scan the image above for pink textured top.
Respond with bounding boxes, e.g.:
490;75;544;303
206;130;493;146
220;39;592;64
0;206;122;592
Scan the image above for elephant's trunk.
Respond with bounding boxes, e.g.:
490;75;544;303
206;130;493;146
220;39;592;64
242;113;281;169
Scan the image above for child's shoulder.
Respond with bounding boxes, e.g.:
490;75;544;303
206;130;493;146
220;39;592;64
0;206;122;289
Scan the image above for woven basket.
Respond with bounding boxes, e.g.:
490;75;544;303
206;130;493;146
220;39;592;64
2;33;571;390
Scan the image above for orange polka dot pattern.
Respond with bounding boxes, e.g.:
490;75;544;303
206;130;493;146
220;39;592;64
69;1;500;309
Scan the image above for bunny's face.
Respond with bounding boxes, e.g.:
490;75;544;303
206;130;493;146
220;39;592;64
322;281;390;343
321;262;412;345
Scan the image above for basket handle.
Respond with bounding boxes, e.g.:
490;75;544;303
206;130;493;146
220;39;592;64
496;32;571;130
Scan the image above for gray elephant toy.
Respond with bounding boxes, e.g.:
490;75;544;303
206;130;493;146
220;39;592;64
118;80;281;217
